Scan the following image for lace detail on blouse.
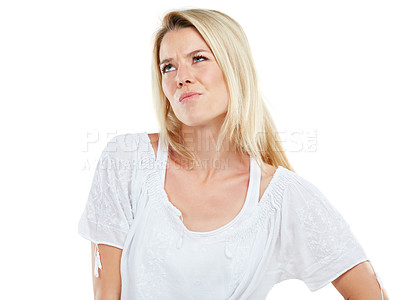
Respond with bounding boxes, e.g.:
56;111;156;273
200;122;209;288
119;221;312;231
225;168;292;296
84;134;137;231
80;132;374;298
135;216;171;299
292;177;356;266
290;175;358;267
280;172;369;291
138;134;294;297
78;133;142;277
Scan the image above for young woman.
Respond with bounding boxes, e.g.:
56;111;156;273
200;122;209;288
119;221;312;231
78;8;389;300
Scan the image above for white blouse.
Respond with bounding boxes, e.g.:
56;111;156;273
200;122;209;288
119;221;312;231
78;132;383;299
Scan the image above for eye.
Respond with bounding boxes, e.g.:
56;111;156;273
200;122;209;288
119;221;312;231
161;64;175;74
193;55;207;63
161;55;208;74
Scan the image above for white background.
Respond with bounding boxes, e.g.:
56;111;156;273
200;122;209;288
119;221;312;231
0;0;398;299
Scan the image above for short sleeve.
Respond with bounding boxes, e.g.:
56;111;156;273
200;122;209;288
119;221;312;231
280;174;369;292
78;134;140;249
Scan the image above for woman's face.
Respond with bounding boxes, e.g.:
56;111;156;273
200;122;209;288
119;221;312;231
159;27;229;127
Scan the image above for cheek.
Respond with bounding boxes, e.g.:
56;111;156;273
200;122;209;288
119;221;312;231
208;69;228;101
161;78;173;99
161;78;168;93
203;66;226;90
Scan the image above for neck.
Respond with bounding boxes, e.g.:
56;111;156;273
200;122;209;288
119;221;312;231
174;125;249;182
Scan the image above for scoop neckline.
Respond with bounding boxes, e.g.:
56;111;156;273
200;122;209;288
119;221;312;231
143;132;280;237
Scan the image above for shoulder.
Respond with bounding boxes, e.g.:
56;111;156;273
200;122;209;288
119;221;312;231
283;169;323;198
279;169;341;222
147;132;160;155
270;166;317;193
259;164;279;197
261;163;278;177
259;165;322;206
147;132;159;142
106;132;142;147
100;133;146;162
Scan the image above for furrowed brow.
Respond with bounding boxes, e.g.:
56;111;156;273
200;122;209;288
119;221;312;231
159;49;210;67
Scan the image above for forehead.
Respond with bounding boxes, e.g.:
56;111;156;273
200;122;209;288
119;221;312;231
159;27;210;59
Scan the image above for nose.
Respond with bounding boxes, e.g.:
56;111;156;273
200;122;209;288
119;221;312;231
178;79;191;87
176;65;194;88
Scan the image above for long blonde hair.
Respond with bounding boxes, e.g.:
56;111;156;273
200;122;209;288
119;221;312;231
151;8;295;173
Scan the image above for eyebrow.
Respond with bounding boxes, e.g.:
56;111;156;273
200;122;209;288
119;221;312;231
159;49;210;67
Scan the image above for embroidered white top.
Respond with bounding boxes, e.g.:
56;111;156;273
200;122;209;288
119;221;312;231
78;132;381;299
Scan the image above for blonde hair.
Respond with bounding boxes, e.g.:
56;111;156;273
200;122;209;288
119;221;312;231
151;8;295;173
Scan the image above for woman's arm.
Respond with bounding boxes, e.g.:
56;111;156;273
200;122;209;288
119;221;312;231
91;242;122;300
332;261;389;300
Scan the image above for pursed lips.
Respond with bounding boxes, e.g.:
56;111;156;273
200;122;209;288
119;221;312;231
179;92;202;102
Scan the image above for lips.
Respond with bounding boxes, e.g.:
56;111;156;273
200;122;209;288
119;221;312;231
179;91;202;102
